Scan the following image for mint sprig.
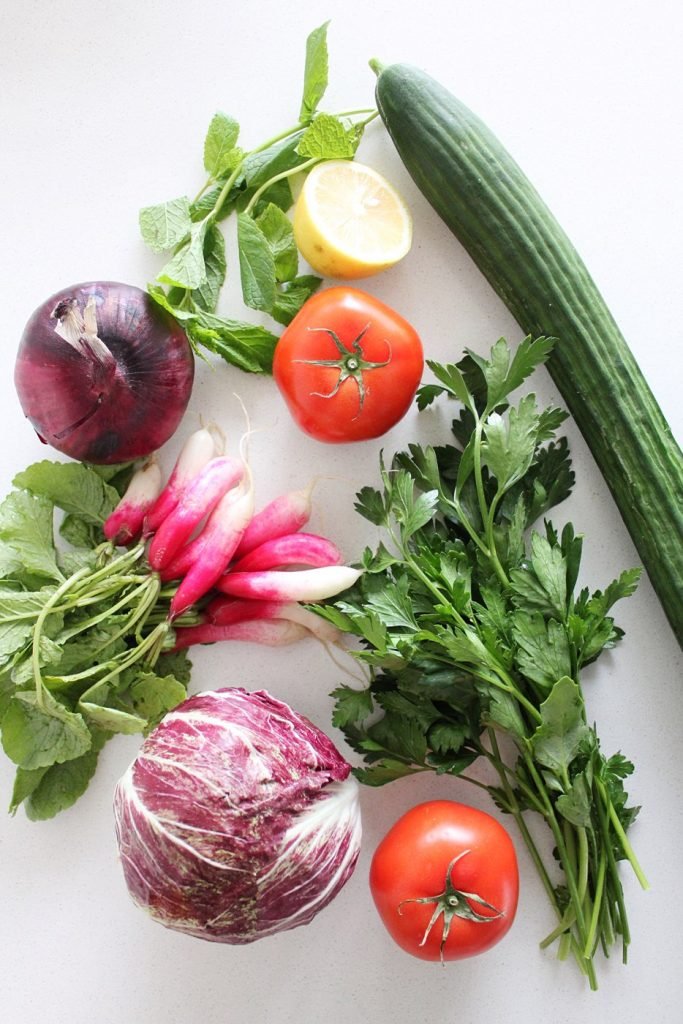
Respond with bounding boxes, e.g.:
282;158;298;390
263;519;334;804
139;22;378;374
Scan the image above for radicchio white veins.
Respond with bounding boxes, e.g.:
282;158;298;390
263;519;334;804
113;687;361;943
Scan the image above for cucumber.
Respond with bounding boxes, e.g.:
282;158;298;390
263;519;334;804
372;61;683;645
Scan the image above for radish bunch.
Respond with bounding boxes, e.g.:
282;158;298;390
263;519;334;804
102;426;361;649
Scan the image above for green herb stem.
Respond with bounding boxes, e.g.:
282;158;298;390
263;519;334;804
244;156;319;216
597;778;649;890
32;566;92;705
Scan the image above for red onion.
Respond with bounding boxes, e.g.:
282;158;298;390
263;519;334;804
14;281;194;463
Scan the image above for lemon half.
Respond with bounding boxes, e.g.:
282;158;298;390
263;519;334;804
293;160;413;279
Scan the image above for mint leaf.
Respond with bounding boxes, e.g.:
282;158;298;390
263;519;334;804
299;21;330;122
255;203;298;283
243;133;306;188
188;312;278;374
0;491;62;582
531;676;589;775
191;224;226;313
237;213;276;312
203;112;240;177
158;219;209;290
331;685;373;728
272;275;321;326
297;113;357;159
14;461;119;524
1;689;91;770
139;197;192;253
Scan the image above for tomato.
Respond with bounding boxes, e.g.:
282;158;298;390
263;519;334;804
369;801;519;962
272;287;423;443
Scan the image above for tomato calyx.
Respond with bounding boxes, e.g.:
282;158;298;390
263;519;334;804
397;850;506;963
293;325;391;415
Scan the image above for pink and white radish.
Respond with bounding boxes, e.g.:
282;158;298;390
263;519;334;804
233;483;315;558
205;595;343;644
172;619;309;650
144;426;218;534
168;475;255;620
230;532;343;573
147;455;243;571
215;566;362;603
103;459;163;545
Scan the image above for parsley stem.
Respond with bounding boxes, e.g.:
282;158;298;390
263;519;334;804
522;748;597;988
583;851;607;958
596;777;649;890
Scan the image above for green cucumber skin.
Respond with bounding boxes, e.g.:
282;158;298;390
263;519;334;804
376;63;683;645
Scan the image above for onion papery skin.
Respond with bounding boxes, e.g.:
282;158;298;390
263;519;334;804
113;688;362;944
14;281;194;463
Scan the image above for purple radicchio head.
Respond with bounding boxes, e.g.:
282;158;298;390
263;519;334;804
113;687;362;943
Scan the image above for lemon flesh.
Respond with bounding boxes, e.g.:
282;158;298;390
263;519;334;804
293;160;413;279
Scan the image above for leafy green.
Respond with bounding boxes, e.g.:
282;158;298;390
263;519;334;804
203;112;240;177
255;203;298;283
319;334;644;982
1;690;92;771
139;197;192;253
0;460;195;819
299;21;329;122
14;461;119;524
158;219;209;290
139;24;375;374
297;113;360;159
237;213;277;312
0;491;63;582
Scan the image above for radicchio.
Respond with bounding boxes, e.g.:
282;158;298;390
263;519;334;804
113;688;361;943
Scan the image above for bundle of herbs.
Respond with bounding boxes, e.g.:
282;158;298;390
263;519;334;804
317;336;648;988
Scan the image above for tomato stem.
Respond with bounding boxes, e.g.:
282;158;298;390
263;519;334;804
293;325;392;415
397;849;505;963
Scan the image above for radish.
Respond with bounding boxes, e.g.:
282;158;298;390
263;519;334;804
233;483;315;558
147;455;243;571
230;532;343;573
205;595;343;644
144;426;218;534
215;566;362;603
103;459;163;545
168;476;255;620
172;619;309;649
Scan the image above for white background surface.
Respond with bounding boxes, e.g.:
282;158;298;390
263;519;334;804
1;1;682;1021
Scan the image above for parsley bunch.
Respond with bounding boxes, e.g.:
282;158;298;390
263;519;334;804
0;462;192;820
318;337;648;988
140;22;377;373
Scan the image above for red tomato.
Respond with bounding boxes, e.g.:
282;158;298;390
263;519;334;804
369;801;519;962
272;287;423;443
